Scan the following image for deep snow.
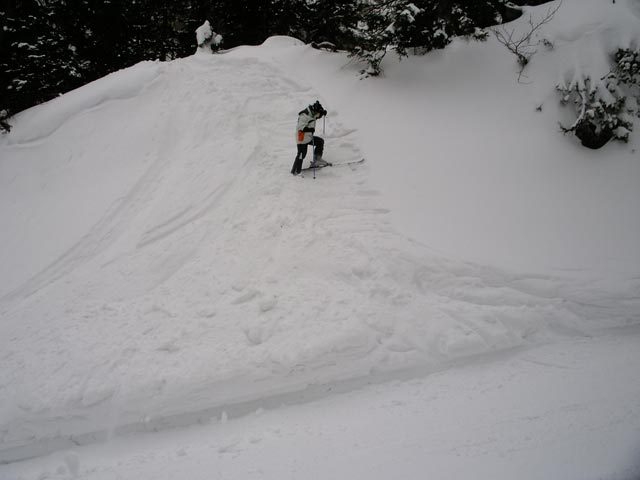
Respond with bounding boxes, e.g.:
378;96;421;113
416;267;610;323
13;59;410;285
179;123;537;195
2;329;640;479
1;0;639;477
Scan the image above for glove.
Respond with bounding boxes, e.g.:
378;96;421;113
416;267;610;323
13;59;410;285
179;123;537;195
297;130;304;142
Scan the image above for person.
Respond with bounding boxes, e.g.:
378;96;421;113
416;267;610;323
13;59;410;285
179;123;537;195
291;100;328;175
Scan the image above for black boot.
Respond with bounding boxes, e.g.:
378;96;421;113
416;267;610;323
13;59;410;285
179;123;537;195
291;155;303;175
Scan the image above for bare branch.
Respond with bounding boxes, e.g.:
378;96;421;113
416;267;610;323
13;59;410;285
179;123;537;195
494;1;562;82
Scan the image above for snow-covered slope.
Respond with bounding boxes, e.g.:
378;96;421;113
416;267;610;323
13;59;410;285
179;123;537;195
0;0;639;468
2;330;640;479
280;0;640;274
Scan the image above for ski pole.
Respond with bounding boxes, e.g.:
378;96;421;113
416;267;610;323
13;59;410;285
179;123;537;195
312;136;316;180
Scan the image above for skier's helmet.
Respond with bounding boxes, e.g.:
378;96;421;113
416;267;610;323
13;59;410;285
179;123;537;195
311;101;327;116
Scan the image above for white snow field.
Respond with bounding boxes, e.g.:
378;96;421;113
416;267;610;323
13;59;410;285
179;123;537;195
1;0;639;477
1;330;639;480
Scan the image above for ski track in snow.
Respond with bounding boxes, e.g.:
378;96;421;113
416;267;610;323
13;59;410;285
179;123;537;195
2;329;640;479
1;47;639;461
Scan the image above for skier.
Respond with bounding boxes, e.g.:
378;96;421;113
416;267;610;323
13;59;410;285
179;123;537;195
291;100;328;175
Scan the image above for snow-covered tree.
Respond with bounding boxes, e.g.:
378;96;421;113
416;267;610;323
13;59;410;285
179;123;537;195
0;0;207;130
349;0;506;76
0;0;86;132
203;0;307;47
304;0;360;49
0;0;519;132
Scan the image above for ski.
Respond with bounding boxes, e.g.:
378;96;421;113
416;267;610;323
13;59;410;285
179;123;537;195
300;158;365;172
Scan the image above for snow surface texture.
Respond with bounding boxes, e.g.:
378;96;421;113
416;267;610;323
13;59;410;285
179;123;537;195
2;331;640;479
0;0;639;470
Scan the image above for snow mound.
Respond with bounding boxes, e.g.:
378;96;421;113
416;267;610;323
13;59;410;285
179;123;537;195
5;61;163;146
539;0;640;84
260;36;305;48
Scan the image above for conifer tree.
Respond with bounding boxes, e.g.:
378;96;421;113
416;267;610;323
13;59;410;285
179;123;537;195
1;0;86;130
1;0;515;132
350;0;506;76
206;0;269;46
305;0;360;49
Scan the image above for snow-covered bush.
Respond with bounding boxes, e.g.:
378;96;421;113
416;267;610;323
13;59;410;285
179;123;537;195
0;109;11;133
196;20;223;54
610;48;640;88
559;48;639;149
558;79;632;148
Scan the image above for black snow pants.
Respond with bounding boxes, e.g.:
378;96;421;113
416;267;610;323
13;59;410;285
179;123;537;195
291;136;324;174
